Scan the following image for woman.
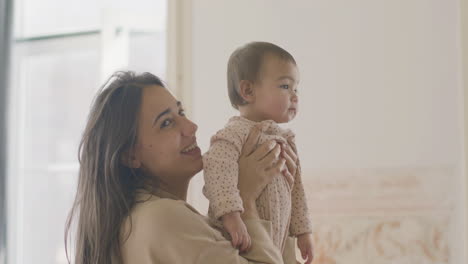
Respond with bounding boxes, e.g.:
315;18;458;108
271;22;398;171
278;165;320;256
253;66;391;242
65;71;298;263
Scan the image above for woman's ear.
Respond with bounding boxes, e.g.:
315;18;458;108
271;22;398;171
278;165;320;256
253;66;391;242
239;80;255;104
121;147;142;169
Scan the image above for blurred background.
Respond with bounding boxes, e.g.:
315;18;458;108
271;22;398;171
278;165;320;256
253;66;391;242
0;0;467;263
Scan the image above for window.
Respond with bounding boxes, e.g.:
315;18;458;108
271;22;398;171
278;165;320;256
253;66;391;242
7;1;167;263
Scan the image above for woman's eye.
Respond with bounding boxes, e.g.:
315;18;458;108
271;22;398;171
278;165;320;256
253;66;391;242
160;118;173;128
280;84;289;89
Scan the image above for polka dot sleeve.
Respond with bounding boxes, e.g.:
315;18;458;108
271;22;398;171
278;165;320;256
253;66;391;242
202;131;244;219
288;140;313;236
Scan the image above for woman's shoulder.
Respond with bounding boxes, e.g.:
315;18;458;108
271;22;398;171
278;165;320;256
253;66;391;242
122;195;219;242
121;196;219;262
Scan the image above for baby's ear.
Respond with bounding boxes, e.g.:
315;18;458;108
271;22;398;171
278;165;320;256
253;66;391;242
239;80;255;103
121;147;142;169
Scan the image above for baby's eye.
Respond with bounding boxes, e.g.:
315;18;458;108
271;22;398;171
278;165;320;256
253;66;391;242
160;118;173;128
280;84;289;89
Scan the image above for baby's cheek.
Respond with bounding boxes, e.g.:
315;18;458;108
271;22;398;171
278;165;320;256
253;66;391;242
274;101;288;112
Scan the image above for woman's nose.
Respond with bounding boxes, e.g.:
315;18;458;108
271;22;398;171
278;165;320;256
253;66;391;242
181;117;198;137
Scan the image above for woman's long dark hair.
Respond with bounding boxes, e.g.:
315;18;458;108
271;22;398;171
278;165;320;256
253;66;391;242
65;71;165;264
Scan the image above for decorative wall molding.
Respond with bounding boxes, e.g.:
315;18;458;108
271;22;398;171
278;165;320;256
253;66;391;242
302;167;455;263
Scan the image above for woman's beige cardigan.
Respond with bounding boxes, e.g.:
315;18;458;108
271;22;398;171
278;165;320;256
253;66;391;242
120;190;298;263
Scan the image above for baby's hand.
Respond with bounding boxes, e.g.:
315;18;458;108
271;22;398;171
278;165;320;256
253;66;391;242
297;233;314;264
221;211;251;252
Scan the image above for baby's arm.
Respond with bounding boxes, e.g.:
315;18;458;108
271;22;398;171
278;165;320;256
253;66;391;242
203;132;251;251
291;163;314;263
297;233;314;264
222;211;251;252
286;139;314;263
288;141;313;236
203;139;244;219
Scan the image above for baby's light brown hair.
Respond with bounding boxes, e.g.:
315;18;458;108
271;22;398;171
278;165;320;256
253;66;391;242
227;41;296;109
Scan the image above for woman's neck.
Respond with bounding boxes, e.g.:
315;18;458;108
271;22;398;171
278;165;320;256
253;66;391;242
156;181;189;201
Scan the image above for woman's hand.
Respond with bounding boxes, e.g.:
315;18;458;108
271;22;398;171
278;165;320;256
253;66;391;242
237;124;291;219
280;140;298;189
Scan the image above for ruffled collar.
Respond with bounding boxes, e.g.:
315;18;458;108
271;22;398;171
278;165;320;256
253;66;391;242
228;116;295;140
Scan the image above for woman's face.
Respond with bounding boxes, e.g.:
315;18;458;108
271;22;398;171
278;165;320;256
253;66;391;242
132;85;202;186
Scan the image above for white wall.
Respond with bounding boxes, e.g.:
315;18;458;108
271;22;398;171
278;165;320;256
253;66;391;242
188;1;464;263
461;0;468;260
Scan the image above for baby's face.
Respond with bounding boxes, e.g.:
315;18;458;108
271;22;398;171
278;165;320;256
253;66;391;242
252;54;299;123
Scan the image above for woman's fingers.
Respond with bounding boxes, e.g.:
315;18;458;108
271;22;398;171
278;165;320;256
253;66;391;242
251;140;278;161
282;149;297;177
282;169;295;188
283;143;298;163
258;144;282;168
287;138;298;153
268;157;286;175
240;125;262;157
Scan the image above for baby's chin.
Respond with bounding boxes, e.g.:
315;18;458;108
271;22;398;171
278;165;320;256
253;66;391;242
274;114;296;124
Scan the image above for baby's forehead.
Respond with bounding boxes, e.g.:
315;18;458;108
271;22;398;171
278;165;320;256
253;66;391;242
260;52;294;64
257;54;298;78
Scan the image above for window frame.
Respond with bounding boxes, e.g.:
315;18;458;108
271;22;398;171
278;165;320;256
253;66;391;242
0;0;13;263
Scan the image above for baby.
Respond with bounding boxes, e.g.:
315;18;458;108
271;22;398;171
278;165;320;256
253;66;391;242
203;42;313;263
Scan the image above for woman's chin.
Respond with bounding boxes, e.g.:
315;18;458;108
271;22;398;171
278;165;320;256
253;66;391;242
189;160;203;177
